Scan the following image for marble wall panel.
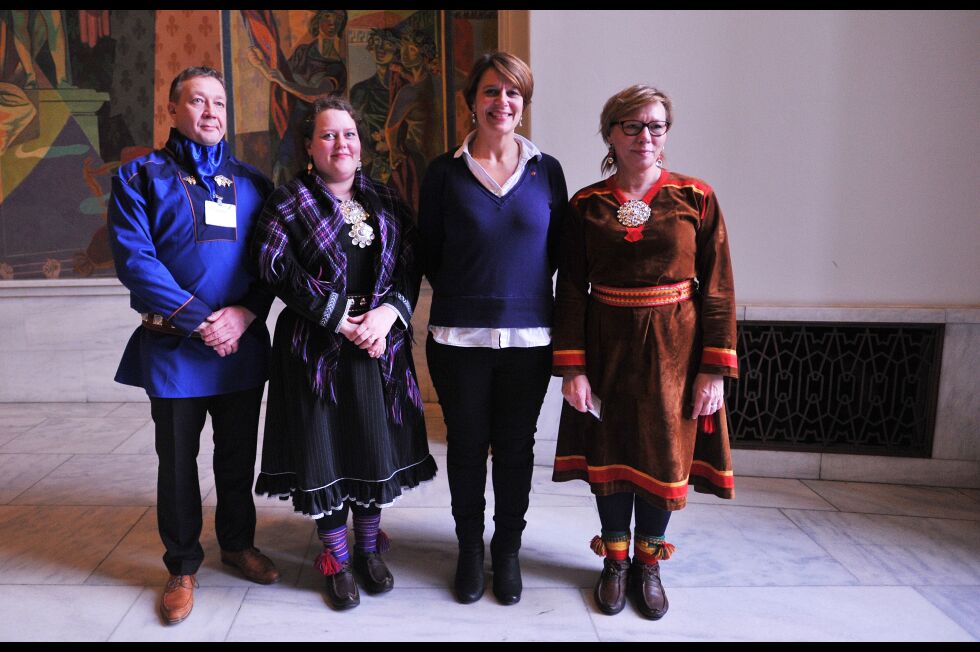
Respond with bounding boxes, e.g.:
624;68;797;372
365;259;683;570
24;295;137;351
0;350;88;402
820;454;980;489
743;306;947;323
933;323;979;461
730;449;822;479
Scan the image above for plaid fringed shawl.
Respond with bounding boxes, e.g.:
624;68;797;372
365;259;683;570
252;170;421;423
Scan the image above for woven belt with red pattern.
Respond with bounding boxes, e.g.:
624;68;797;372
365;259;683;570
590;278;696;307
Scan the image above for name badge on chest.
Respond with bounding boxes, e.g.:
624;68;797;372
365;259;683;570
204;200;237;228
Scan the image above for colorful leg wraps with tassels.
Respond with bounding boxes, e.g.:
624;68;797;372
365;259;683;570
590;531;631;561
634;533;676;564
315;525;349;576
353;514;390;554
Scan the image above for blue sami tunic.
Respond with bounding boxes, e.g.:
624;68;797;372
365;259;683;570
108;129;274;398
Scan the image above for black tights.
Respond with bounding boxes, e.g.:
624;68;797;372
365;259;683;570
315;501;381;531
595;492;671;538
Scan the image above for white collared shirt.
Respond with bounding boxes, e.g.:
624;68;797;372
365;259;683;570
429;131;551;349
453;130;541;196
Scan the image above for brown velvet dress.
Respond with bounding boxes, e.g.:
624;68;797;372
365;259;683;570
551;171;738;511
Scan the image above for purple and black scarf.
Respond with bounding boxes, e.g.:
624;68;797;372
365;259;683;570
254;169;421;423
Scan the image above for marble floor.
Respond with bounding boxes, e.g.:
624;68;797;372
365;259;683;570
0;402;977;642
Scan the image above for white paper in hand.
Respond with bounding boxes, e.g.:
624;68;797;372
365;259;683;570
588;394;602;421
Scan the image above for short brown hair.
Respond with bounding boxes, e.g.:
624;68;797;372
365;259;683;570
599;85;673;175
463;51;534;110
301;94;359;141
168;66;224;103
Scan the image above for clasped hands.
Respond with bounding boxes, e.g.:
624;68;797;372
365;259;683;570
562;372;724;420
196;306;255;358
337;306;398;359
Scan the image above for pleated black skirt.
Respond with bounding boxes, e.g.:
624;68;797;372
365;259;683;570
256;309;437;517
255;218;436;517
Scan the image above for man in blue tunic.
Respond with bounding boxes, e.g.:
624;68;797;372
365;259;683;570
108;66;280;625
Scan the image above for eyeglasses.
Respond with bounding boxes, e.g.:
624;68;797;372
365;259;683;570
616;120;671;137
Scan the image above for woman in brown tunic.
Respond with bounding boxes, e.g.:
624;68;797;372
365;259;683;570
551;85;738;620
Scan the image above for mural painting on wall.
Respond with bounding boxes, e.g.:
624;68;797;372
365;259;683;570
234;9;497;214
0;9;496;280
0;10;221;280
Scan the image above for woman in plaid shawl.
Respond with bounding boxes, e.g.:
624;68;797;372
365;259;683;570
251;96;436;611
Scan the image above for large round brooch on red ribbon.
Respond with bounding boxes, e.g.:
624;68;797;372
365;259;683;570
616;199;650;242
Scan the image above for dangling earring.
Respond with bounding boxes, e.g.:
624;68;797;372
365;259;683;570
307;157;314;173
519;117;524;127
471;112;477;125
356;159;363;172
656;151;664;168
604;146;616;168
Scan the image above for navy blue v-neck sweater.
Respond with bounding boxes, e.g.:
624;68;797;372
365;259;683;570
418;151;569;328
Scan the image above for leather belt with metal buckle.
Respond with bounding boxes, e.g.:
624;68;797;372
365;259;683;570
348;294;371;317
141;313;202;339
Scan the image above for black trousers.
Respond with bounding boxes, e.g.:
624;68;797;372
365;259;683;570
426;336;552;553
150;386;263;575
315;501;382;531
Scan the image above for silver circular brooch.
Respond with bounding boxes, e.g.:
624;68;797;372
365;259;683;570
616;199;652;228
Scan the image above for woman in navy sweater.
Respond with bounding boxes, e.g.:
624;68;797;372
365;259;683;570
418;51;568;606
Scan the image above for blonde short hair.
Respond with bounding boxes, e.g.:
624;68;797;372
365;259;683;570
599;84;673;175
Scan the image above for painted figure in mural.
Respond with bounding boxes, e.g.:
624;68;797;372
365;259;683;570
107;67;281;626
552;85;738;620
0;82;36;157
349;28;399;185
419;52;568;606
385;26;440;215
7;10;72;88
252;96;436;610
247;10;349;186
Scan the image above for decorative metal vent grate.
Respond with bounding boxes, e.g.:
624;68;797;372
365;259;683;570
727;322;943;457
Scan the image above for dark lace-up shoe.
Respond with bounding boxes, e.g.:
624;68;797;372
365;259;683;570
220;547;281;584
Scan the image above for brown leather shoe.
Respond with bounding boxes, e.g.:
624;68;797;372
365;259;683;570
324;561;360;610
160;574;198;625
221;547;281;585
594;558;630;615
630;560;669;620
352;551;394;594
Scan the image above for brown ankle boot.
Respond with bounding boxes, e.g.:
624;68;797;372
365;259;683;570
594;558;631;615
630;559;669;620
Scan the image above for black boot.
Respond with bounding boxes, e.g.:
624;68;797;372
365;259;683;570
454;545;485;604
490;547;522;606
